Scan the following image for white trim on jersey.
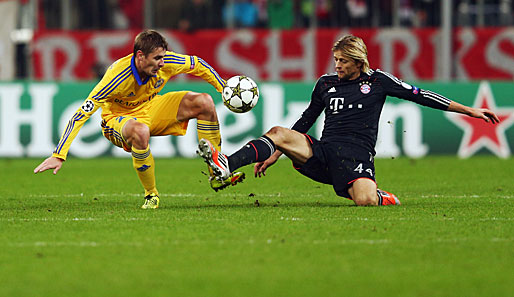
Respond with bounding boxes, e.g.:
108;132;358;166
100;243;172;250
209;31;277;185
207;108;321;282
376;69;402;85
420;90;451;106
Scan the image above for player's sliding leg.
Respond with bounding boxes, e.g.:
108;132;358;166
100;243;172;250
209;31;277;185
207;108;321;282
198;135;276;181
177;91;244;191
131;146;160;209
197;134;280;191
195;108;245;191
226;135;276;171
198;127;311;191
197;139;245;191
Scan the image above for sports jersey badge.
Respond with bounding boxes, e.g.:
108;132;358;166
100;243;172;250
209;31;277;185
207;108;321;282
360;82;371;94
154;78;164;89
412;86;419;94
81;100;95;113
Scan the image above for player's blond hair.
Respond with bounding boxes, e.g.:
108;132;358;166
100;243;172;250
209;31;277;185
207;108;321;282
133;30;169;56
332;35;370;73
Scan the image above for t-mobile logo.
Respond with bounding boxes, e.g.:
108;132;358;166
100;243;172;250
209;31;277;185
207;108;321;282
330;97;345;113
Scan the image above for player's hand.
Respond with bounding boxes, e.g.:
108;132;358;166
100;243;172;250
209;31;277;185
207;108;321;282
34;156;64;175
254;153;280;178
254;161;268;178
469;108;500;124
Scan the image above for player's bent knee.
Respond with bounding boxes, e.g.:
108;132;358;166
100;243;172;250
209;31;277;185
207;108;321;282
124;122;150;148
265;126;289;145
353;193;378;206
196;93;215;110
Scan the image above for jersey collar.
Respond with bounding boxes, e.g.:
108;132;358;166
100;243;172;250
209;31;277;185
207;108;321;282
339;72;368;83
131;55;156;86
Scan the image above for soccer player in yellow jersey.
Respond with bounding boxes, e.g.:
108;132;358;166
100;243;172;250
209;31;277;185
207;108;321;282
34;30;244;209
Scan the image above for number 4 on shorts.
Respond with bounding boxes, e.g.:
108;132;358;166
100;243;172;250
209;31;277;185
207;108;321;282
354;163;374;176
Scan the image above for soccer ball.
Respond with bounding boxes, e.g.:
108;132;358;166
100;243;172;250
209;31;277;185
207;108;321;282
222;75;259;113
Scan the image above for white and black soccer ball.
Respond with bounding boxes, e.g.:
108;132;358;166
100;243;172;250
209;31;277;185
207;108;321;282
222;75;259;113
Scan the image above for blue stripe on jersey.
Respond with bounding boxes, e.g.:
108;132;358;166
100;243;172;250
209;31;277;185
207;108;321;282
164;60;186;65
94;70;132;100
54;112;85;154
163;58;186;63
198;58;225;88
165;54;186;60
164;57;186;61
92;66;131;100
190;56;195;69
164;55;186;64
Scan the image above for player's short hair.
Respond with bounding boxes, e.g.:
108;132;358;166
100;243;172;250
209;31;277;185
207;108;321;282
332;35;370;73
133;30;168;56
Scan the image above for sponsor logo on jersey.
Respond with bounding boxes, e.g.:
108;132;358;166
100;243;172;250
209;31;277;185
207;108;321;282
359;82;371;94
154;78;164;89
81;100;95;113
328;87;336;93
114;93;156;107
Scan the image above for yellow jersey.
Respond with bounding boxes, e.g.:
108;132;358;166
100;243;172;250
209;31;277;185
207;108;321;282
52;51;226;160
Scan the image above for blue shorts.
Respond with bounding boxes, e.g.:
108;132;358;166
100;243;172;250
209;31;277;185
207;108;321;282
294;135;376;198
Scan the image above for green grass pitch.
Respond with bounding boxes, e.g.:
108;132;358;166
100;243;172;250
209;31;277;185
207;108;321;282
1;156;513;297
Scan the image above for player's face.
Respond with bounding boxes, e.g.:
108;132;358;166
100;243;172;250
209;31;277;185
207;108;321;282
333;51;362;80
136;47;166;77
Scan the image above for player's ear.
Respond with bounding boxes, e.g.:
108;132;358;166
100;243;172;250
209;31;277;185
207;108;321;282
136;50;145;61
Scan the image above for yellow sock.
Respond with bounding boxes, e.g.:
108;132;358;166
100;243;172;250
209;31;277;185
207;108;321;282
132;146;158;196
197;120;221;177
197;120;221;151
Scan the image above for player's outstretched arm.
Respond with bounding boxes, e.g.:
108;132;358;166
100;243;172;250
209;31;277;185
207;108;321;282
254;150;283;178
447;101;500;124
34;156;64;175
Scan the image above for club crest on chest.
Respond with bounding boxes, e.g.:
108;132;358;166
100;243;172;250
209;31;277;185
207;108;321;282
359;81;372;94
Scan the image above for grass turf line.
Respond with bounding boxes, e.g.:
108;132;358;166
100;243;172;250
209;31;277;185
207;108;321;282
1;156;513;297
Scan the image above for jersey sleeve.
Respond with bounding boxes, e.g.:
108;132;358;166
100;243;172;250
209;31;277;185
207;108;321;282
291;79;325;133
51;66;125;160
164;52;226;93
376;69;451;110
51;98;102;160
